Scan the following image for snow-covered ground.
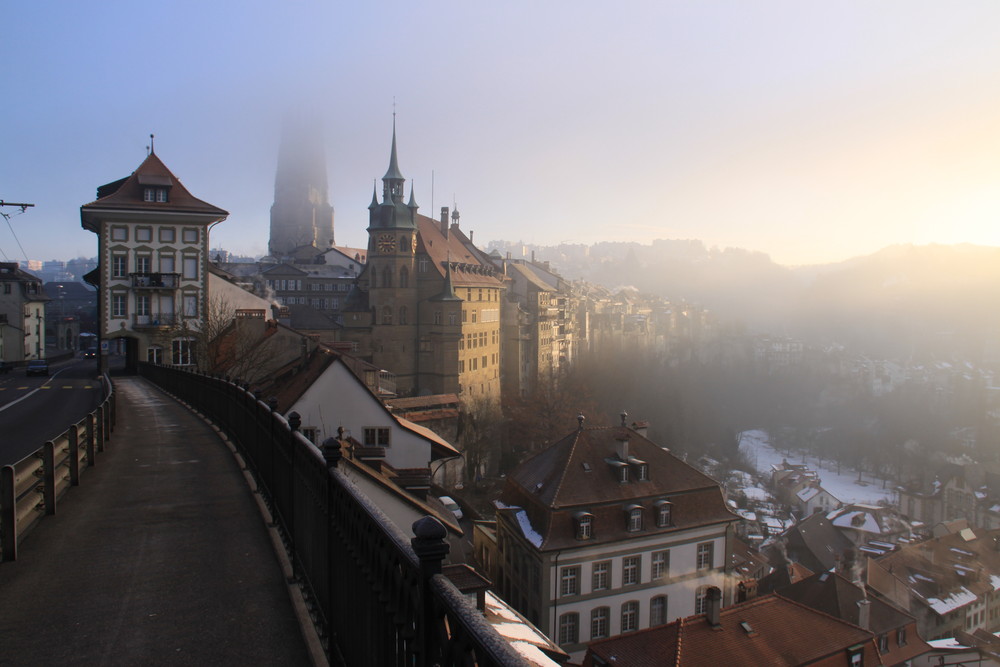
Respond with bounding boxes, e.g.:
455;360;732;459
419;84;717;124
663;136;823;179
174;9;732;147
738;429;897;507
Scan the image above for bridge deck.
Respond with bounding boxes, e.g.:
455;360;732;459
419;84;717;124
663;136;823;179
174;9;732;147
0;377;314;666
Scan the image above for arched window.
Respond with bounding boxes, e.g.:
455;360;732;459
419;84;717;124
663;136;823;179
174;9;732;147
621;601;639;633
574;512;593;540
381;306;392;325
656;500;673;527
558;612;579;645
626;505;643;532
399;266;409;288
399;306;407;325
695;586;709;615
382;266;392;288
650;595;668;626
591;607;610;640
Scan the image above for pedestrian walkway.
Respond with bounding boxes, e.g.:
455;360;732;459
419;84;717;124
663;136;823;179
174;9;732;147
0;377;314;666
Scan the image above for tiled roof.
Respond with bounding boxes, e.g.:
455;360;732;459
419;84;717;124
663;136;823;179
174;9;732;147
779;512;855;573
415;216;503;288
779;571;912;634
498;425;736;550
80;151;228;219
583;594;876;667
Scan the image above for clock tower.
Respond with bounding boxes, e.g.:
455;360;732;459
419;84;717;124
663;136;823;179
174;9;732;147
365;119;420;392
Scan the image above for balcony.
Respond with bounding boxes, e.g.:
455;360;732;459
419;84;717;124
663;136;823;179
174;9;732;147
130;272;180;289
132;313;177;329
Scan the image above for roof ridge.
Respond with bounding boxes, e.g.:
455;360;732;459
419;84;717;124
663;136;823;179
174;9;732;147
547;428;584;509
674;615;684;667
773;593;873;634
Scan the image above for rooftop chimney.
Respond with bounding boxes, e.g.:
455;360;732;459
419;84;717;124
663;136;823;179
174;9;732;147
706;586;722;627
440;207;449;237
856;598;871;631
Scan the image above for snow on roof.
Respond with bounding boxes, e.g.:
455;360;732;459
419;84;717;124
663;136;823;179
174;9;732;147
743;486;771;501
992;574;1000;591
830;511;881;534
516;510;543;548
926;586;977;615
797;486;821;502
927;637;970;650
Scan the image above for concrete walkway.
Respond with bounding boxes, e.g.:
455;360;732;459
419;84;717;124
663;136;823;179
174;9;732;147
0;377;314;666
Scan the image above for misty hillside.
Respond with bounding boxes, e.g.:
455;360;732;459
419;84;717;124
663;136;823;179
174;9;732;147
490;239;1000;360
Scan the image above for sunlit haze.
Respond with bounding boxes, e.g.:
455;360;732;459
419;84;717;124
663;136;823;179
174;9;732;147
4;1;1000;266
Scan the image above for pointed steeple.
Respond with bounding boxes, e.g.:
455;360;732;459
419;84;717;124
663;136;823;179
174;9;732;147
382;117;405;203
407;183;418;210
431;253;461;302
368;181;379;210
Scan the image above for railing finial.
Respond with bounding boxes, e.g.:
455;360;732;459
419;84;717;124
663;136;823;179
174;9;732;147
322;438;341;468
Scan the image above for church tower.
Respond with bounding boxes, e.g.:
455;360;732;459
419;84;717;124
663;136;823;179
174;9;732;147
367;119;420;392
268;115;335;257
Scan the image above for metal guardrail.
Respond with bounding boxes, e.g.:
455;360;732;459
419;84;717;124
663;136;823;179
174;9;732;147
0;374;116;561
137;362;526;667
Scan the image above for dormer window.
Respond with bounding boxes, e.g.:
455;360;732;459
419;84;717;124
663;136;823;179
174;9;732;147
574;511;594;540
144;187;168;202
626;505;643;532
619;465;629;483
655;500;673;527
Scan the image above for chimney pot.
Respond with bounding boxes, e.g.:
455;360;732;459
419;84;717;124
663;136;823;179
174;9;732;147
707;587;722;626
857;598;871;630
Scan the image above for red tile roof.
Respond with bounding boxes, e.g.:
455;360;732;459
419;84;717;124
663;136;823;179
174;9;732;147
584;594;877;667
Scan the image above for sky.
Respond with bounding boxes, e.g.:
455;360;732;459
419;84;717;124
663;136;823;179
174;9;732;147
4;1;1000;267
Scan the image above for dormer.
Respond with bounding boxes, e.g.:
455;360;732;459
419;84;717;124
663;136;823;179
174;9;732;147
625;504;643;532
138;173;173;203
627;455;648;481
655;499;673;527
573;511;594;540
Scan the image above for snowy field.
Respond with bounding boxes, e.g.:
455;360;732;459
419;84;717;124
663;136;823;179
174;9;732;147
738;429;897;507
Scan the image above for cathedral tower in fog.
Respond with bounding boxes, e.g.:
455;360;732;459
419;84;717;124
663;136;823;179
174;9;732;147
268;115;335;257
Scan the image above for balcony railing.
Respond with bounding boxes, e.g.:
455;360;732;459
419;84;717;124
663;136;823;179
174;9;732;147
130;272;180;289
132;314;177;329
137;363;526;667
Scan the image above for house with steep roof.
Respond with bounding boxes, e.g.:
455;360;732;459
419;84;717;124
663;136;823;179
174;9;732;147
582;589;879;667
780;571;931;666
491;414;738;662
774;511;855;575
80;148;228;372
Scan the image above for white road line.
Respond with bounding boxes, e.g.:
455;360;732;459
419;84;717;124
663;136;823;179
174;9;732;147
0;368;71;413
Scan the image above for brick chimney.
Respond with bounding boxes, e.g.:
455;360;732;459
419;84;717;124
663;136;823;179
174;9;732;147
706;586;722;627
440;207;449;237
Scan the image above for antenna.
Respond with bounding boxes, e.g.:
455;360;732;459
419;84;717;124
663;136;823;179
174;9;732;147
431;170;434;215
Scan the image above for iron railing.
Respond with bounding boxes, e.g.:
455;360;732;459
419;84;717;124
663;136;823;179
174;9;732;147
0;375;115;561
137;362;526;667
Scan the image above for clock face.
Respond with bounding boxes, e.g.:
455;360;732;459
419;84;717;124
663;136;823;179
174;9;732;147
377;234;396;253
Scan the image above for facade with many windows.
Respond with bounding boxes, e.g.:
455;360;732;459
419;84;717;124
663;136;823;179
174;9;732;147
81;149;228;371
493;416;738;662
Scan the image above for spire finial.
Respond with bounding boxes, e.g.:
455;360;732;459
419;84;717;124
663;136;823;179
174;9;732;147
149;133;155;155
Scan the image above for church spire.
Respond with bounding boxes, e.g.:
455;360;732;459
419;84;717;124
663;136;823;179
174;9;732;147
382;117;405;203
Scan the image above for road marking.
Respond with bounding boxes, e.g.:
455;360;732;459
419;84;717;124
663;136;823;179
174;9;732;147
62;385;73;389
0;367;72;413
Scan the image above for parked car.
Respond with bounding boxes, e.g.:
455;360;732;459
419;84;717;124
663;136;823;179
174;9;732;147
26;359;49;376
438;495;463;521
0;361;12;374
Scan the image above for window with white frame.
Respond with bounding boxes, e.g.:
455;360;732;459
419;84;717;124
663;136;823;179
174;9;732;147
623;555;640;586
171;339;194;365
560;565;579;597
558;613;578;645
656;500;673;527
575;512;593;540
651;550;669;580
136;295;150;316
696;542;714;571
627;506;643;532
621;601;639;633
695;586;709;614
136;255;151;274
591;607;609;640
146;345;162;364
592;560;610;591
111;293;127;318
111;254;127;278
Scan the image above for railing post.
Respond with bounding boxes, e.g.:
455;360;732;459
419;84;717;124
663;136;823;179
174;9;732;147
43;441;56;515
102;399;111;444
411;516;450;667
323;437;342;648
86;413;96;465
1;465;16;561
68;426;80;486
96;405;105;453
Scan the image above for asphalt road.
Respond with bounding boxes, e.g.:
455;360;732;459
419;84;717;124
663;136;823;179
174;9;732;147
0;356;104;466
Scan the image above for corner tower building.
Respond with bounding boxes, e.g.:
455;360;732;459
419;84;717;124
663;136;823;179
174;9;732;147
343;122;504;400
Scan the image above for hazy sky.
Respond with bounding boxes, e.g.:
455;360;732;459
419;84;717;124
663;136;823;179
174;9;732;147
4;2;1000;266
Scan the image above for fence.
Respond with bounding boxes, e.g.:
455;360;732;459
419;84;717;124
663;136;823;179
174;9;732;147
137;362;526;667
0;375;115;561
